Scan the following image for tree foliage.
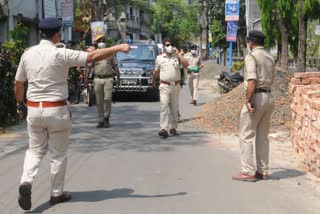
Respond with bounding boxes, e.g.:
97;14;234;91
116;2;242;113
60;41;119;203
0;22;29;127
151;0;200;47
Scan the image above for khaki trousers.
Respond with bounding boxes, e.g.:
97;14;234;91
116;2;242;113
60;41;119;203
21;105;72;197
160;83;180;130
94;78;113;122
188;73;200;101
239;92;275;175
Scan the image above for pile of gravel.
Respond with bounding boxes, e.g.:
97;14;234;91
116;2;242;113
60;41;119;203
195;68;292;134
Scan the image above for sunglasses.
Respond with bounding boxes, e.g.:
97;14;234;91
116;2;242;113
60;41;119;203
165;44;172;47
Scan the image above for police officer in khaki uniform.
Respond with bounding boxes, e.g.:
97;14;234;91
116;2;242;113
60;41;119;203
14;17;130;210
152;38;189;138
185;45;203;106
93;35;120;128
232;30;275;182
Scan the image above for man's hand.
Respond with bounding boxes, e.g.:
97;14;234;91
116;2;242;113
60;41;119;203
152;81;157;89
117;44;131;53
116;79;120;87
16;103;28;120
245;102;255;113
173;47;179;55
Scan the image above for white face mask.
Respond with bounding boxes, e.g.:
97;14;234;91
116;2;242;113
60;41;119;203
87;63;93;67
98;42;106;49
191;50;197;55
165;45;173;54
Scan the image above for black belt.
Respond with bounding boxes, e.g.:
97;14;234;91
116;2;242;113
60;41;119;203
255;88;271;93
95;74;113;79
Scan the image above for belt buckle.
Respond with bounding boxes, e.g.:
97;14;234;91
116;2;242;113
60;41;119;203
169;81;175;86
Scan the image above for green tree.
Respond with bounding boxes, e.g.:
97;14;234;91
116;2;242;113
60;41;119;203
257;0;298;70
0;22;30;126
151;0;200;47
297;0;320;72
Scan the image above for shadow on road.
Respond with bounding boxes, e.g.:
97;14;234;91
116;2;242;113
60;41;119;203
268;168;306;180
27;188;187;213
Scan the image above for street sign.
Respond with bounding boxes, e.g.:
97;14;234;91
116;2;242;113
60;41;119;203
225;0;240;21
316;25;320;36
226;21;238;42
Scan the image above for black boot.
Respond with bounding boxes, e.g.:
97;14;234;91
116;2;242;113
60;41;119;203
104;118;110;128
96;122;104;128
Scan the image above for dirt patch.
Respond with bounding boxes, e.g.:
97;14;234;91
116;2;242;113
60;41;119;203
195;62;292;134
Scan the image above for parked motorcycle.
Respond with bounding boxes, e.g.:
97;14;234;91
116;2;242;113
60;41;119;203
217;70;244;93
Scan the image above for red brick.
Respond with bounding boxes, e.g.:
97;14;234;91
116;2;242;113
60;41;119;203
294;72;320;79
306;90;320;98
312;121;320;131
309;78;320;84
310;100;320;111
291;78;311;85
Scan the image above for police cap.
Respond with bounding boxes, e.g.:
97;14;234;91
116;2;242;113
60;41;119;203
247;30;266;43
39;17;62;37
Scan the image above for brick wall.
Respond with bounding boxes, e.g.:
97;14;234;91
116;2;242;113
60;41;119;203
289;72;320;177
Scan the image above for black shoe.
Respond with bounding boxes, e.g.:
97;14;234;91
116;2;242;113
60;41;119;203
169;128;179;136
50;192;72;205
193;100;197;106
158;129;168;139
18;182;32;211
104;118;110;128
255;171;268;180
96;122;104;128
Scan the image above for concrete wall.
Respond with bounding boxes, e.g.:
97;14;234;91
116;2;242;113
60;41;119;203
290;72;320;177
245;0;261;35
2;0;43;45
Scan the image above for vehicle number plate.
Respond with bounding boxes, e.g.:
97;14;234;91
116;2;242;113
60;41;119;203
122;80;136;85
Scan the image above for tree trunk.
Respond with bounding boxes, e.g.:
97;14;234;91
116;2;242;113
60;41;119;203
237;35;241;57
297;0;307;72
115;19;127;40
277;8;288;70
277;41;282;66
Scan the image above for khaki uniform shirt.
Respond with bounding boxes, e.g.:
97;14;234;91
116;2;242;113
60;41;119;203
244;46;275;90
95;56;117;76
185;53;201;68
15;40;88;102
155;53;181;82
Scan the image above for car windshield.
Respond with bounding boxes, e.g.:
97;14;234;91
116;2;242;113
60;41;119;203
117;45;156;61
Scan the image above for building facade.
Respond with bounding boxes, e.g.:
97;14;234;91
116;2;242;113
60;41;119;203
245;0;261;34
0;0;42;45
106;3;152;42
0;0;73;46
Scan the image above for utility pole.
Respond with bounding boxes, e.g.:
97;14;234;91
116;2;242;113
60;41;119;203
199;0;208;60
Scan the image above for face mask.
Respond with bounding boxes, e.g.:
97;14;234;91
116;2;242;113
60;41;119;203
87;63;93;67
191;50;196;55
98;42;106;49
165;45;173;54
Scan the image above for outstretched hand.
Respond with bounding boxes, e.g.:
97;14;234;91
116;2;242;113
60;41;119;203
118;44;131;54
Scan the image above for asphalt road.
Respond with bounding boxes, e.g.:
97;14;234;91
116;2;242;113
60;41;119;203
1;86;320;214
